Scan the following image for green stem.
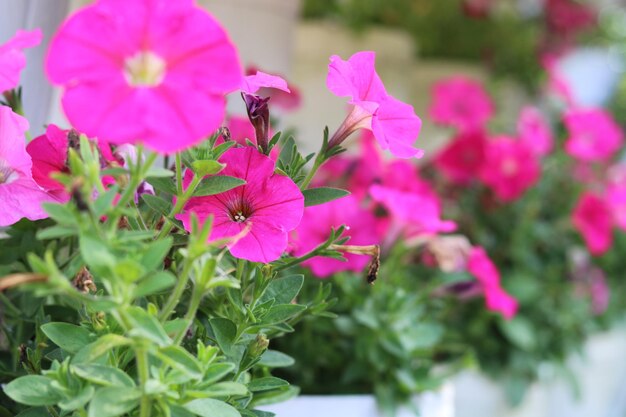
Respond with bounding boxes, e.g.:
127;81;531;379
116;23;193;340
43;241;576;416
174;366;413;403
156;174;202;240
300;151;326;190
132;199;148;230
174;283;204;345
158;258;194;322
46;406;60;417
175;153;184;195
135;344;151;417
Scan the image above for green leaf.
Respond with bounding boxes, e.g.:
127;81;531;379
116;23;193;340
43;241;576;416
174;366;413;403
147;177;177;195
93;186;119;217
209;318;237;354
142;194;173;217
133;271;176;298
261;304;306;325
58;385;94;411
139;237;173;270
258;350;295;368
126;307;171;346
73;334;132;363
251;385;299;406
247;377;289;393
157;346;203;380
258;275;303;305
41;323;94;354
302;187;350;207
192;160;226;176
42;203;76;225
3;376;63;406
79;236;116;274
202;363;236;385
72;364;136;387
146;167;175;178
88;387;140;417
184;399;240;417
499;317;537;351
200;382;248;397
193;176;245;197
37;225;76;240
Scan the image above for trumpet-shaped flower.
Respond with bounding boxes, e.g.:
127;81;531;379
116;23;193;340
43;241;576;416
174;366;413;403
326;51;423;158
0;106;53;226
564;109;623;162
429;76;494;131
0;29;42;93
178;147;304;263
434;129;488;185
46;0;242;154
572;192;613;256
479;136;540;202
291;195;379;277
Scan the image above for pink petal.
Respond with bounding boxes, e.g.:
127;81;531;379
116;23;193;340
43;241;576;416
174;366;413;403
327;51;387;103
0;29;42;92
242;71;290;94
371;95;423;159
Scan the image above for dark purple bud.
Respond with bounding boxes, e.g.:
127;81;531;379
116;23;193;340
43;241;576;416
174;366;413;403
242;92;270;153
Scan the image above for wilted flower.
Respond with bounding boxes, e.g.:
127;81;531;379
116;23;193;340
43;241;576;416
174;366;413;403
0;29;42;93
291;195;379;277
572;192;613;256
429;76;494;131
178;147;304;263
326;51;423;158
241;93;271;153
46;0;242;153
563;109;623;162
0;106;53;226
479;136;541;202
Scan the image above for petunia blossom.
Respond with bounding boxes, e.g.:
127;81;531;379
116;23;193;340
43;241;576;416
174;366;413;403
242;70;290;95
0;106;53;226
245;65;302;111
429;76;494;131
0;29;42;93
434;129;488;185
517;107;553;157
467;247;518;320
46;0;242;154
177;147;304;263
291;195;379;277
572;192;613;256
326;51;423;159
479;136;541;202
563;109;623;162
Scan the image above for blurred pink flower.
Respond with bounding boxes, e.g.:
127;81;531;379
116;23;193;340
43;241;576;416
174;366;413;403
572;192;613;256
429;76;494;131
46;0;242;154
542;54;577;108
546;0;596;37
0;106;53;226
467;247;518;319
245;65;302;111
326;51;423;158
178;147;304;263
479;136;540;202
435;130;488;185
291;195;379;277
564;109;623;162
242;70;290;95
0;29;42;93
517;107;553;157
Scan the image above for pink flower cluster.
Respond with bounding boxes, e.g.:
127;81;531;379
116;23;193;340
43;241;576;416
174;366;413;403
431;77;546;202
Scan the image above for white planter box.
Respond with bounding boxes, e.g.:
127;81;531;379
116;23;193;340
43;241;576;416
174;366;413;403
259;383;455;417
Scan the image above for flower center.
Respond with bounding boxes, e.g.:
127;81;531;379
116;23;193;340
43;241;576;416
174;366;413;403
502;158;518;176
124;51;166;87
0;160;17;185
228;200;253;223
233;212;247;223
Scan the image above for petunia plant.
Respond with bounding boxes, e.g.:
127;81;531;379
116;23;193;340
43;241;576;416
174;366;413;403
0;1;427;417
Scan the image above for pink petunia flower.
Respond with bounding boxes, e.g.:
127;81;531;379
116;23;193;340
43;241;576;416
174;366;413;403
326;51;423;159
245;65;302;111
46;0;242;154
0;106;54;226
242;70;290;95
0;29;42;93
434;129;488;185
546;0;596;37
572;192;613;256
479;136;541;202
178;147;304;263
429;76;494;131
563;109;623;162
517;107;553;157
467;247;518;320
291;195;379;277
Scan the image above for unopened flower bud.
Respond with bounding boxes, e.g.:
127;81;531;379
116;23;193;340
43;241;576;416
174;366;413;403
248;333;269;358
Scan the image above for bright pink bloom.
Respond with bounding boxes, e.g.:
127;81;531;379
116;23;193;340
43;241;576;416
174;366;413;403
434;130;488;185
242;70;290;94
327;51;423;158
46;0;242;154
517;107;553;157
572;192;613;256
479;136;540;202
0;29;42;93
563;109;623;162
178;147;304;263
467;247;518;320
245;66;302;111
0;106;53;226
292;195;379;277
429;76;494;131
